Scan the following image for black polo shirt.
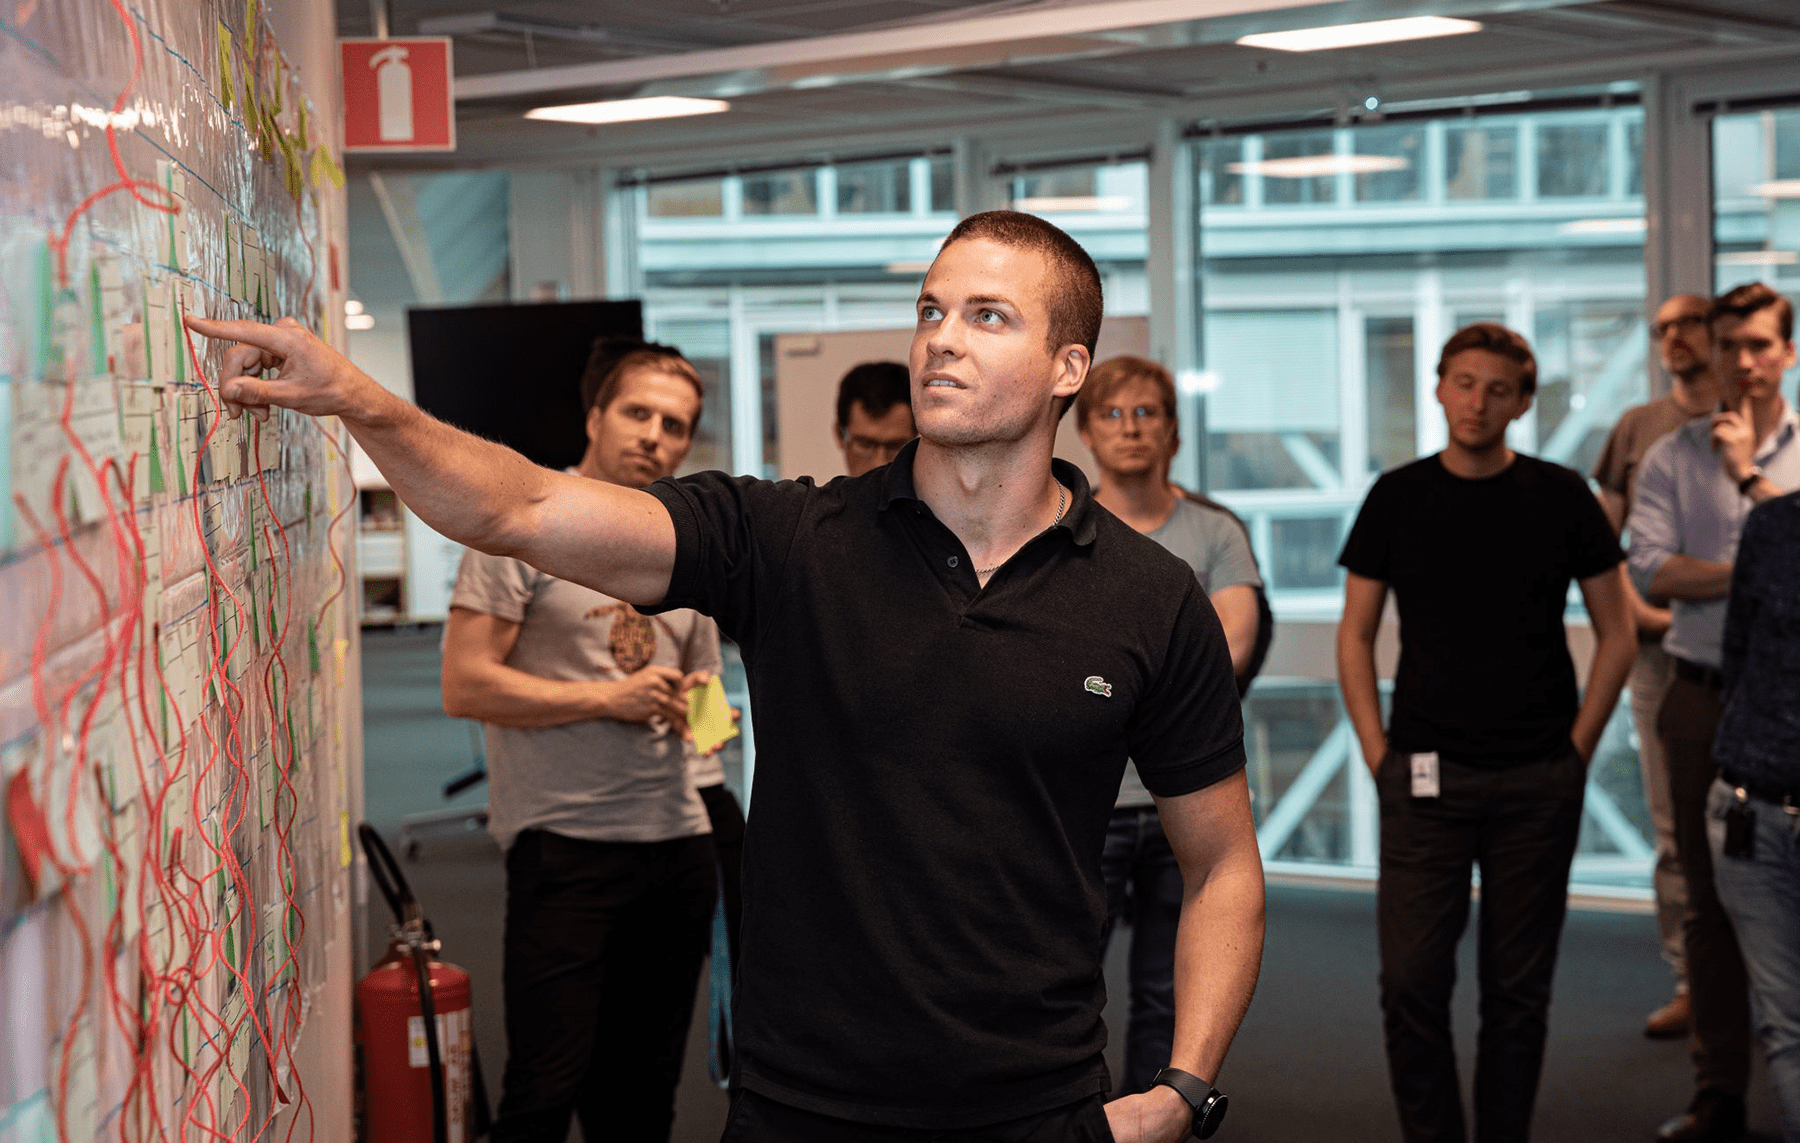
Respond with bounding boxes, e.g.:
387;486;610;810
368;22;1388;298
644;440;1244;1129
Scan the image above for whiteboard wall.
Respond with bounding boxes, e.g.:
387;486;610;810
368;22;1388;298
0;1;357;1139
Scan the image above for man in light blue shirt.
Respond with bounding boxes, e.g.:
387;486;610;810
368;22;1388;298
1628;281;1800;1143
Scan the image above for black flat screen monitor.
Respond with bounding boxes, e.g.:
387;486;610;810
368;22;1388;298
408;299;642;471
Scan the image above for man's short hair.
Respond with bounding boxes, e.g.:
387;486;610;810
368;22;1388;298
941;211;1103;358
1712;281;1794;342
1076;355;1177;427
579;338;705;423
1435;323;1538;396
836;361;912;429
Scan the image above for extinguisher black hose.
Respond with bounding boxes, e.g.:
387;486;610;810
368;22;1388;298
411;941;450;1143
358;823;419;928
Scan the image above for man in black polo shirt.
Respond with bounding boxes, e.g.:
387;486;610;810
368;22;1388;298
185;211;1264;1143
1337;323;1636;1143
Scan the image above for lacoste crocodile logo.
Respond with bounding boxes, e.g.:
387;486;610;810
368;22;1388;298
1084;676;1113;698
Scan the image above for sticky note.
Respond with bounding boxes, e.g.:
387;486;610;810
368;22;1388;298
687;675;739;756
217;23;235;111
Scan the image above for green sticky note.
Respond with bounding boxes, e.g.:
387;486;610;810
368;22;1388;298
90;262;107;369
33;240;52;379
171;299;185;384
172;409;188;496
148;420;165;495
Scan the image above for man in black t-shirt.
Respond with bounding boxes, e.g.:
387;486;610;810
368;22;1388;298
1337;323;1635;1143
186;212;1264;1143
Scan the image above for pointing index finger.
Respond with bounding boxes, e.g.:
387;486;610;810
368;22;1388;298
184;314;300;357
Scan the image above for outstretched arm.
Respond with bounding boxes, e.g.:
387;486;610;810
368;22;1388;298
185;316;678;604
1105;772;1265;1143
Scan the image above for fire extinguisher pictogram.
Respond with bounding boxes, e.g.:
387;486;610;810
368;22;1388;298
371;46;413;143
356;824;489;1142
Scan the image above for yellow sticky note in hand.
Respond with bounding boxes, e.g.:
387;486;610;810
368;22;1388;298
687;675;739;756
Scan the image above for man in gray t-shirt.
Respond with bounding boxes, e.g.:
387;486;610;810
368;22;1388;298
441;340;720;1143
1076;356;1264;1095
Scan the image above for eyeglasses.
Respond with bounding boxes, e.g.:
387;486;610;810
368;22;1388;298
1093;404;1168;428
843;434;910;460
1651;314;1707;338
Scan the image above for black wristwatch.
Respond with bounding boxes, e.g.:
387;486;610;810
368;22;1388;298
1152;1067;1228;1139
1737;465;1763;495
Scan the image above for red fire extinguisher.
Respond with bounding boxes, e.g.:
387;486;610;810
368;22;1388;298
357;823;485;1143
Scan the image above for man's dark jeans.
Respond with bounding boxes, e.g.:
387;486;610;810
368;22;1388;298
1658;675;1753;1098
1376;747;1585;1143
490;828;716;1143
1098;805;1184;1096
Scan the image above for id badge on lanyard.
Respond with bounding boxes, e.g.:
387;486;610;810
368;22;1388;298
1410;752;1440;799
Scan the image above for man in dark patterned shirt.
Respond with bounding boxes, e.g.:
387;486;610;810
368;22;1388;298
1710;489;1800;1142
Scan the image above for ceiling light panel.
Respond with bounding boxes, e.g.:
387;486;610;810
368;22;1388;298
525;96;731;125
1237;16;1483;53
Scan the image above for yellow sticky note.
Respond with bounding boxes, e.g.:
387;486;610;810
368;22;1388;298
216;23;235;111
339;811;352;867
686;675;739;756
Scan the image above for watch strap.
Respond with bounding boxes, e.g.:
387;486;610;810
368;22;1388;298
1152;1066;1229;1139
1738;466;1763;495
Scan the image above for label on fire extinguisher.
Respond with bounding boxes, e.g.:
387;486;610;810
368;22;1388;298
407;1009;470;1067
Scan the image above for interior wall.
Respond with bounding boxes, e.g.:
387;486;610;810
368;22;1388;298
0;0;357;1137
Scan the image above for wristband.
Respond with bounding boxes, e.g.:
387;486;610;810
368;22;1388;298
1737;466;1763;495
1152;1066;1228;1139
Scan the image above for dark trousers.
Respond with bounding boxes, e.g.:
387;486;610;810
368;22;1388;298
719;1089;1116;1142
1376;748;1586;1143
1097;806;1183;1096
698;782;746;967
491;829;716;1143
1657;675;1753;1097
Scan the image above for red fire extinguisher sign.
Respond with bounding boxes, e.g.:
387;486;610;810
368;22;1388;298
341;37;456;153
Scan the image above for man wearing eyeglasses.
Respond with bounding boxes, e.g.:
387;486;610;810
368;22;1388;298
833;360;916;477
1631;282;1800;1143
1591;293;1719;1041
1076;354;1265;1100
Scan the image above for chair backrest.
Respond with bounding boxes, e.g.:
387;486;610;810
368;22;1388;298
1181;490;1275;698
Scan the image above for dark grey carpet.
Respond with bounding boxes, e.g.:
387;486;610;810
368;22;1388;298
359;625;1781;1142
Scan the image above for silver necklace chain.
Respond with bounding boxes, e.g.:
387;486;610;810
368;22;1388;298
976;482;1066;578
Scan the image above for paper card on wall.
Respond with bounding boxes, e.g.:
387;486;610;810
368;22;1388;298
142;275;171;387
41;730;104;878
157;161;189;274
686;675;739;756
242;229;265;318
95;253;128;378
42;285;84;385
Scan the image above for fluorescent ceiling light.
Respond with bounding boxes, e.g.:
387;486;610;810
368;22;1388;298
1238;16;1482;53
1557;217;1646;235
525;96;730;125
1013;195;1133;213
1716;249;1799;265
346;313;376;330
344;299;365;315
886;260;933;275
1748;179;1800;198
1228;154;1408;179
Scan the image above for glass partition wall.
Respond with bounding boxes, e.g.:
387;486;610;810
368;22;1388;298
619;95;1794;893
1193;106;1654;888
